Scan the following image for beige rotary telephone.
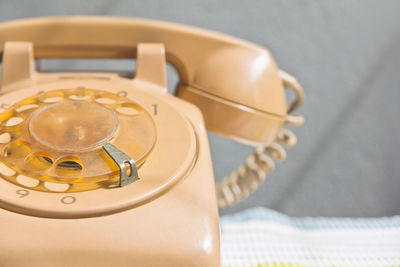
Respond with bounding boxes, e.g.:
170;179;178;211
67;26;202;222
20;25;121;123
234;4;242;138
0;17;304;266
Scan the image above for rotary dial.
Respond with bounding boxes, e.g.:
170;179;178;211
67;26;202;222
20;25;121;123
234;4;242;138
0;88;156;193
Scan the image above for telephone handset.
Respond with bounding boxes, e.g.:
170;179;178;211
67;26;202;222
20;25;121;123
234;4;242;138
0;17;303;266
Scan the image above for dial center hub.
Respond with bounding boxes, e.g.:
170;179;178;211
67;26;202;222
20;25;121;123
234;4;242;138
29;101;119;152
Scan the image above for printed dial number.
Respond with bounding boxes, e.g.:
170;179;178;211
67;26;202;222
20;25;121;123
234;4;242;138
16;189;29;198
61;196;76;205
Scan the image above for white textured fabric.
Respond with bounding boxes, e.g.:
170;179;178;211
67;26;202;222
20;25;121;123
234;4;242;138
220;208;400;267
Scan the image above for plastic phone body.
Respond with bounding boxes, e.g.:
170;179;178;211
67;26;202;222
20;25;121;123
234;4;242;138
0;17;301;266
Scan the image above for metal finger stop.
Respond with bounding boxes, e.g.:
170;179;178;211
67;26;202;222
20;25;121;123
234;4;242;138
102;143;139;187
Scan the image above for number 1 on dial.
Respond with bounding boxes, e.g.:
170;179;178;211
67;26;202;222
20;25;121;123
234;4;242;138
152;104;158;115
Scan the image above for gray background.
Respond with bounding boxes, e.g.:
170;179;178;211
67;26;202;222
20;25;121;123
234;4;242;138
1;0;399;217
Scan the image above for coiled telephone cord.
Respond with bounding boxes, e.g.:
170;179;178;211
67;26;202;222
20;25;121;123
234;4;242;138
217;70;304;209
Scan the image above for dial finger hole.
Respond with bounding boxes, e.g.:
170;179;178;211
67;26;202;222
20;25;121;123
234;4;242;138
55;157;83;176
116;103;142;116
4;141;32;159
44;182;70;192
69;94;92;100
25;152;54;171
67;88;93;100
42;96;64;103
0;162;16;176
16;104;39;113
15;98;39;112
38;91;65;103
5;117;24;127
16;175;39;187
95;93;118;105
96;97;117;105
0;132;11;144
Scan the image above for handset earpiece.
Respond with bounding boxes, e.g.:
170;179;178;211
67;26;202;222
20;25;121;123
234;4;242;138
176;45;287;145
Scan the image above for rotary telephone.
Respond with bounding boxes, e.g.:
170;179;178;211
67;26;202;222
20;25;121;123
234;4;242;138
0;17;304;266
